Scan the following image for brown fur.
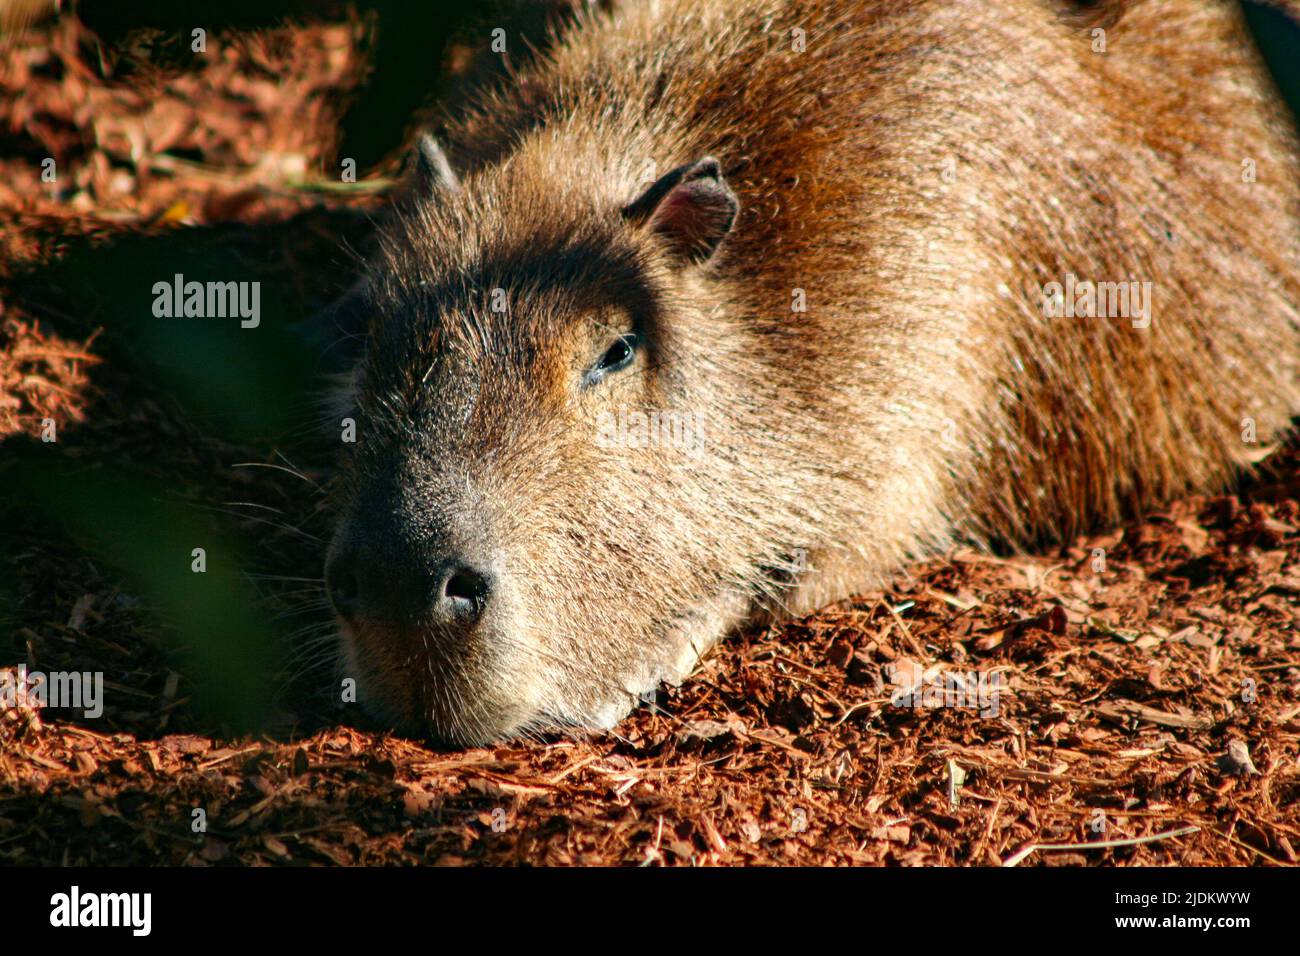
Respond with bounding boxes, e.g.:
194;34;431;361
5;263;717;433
328;0;1300;744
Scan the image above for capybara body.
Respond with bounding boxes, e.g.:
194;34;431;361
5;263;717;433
324;0;1300;745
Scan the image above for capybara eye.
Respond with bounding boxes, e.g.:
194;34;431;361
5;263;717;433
586;333;637;385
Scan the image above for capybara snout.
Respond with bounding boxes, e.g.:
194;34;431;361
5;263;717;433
325;489;497;635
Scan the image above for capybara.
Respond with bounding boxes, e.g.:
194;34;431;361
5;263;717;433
322;0;1300;744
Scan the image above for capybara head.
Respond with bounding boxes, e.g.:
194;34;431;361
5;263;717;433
324;138;771;745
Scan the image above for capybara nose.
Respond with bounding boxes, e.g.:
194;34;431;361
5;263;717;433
327;537;493;632
434;560;493;626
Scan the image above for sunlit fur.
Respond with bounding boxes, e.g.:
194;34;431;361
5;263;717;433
329;0;1300;745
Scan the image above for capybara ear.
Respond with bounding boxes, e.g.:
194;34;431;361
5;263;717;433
622;157;738;264
409;132;461;195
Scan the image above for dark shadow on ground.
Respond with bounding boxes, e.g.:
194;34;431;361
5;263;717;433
1;206;377;740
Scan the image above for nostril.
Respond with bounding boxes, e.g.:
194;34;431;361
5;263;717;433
325;550;361;620
440;564;491;618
